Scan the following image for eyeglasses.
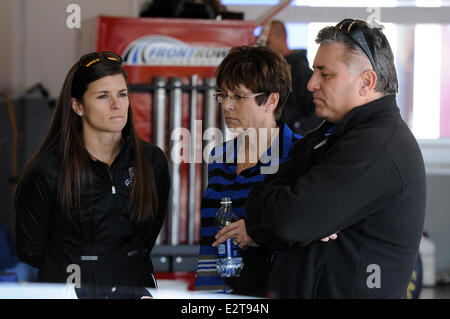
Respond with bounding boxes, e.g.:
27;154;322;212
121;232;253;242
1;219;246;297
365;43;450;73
214;92;267;105
78;51;123;68
335;19;377;72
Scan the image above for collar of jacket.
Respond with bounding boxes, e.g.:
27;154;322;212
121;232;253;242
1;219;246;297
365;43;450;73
330;94;398;137
99;130;135;166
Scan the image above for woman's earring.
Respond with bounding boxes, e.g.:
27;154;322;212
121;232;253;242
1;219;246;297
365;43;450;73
78;112;83;116
265;109;270;113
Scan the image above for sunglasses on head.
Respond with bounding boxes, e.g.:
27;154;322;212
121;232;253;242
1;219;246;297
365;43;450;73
335;19;377;73
77;51;123;68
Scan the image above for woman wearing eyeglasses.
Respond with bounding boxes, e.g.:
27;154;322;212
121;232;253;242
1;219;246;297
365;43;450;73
15;52;170;298
194;45;304;297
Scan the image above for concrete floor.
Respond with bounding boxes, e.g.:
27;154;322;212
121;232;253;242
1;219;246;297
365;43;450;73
420;286;450;299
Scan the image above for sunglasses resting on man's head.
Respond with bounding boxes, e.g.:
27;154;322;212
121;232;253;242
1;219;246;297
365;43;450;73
335;19;377;73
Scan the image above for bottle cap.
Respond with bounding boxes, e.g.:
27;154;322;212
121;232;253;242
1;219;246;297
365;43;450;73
220;197;232;205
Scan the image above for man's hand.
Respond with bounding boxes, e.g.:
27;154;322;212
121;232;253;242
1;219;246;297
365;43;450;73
212;219;258;249
321;232;338;242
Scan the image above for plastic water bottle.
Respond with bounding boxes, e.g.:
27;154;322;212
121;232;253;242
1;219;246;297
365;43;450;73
215;197;243;277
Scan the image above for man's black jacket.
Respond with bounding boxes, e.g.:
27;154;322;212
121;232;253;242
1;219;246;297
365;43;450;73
245;94;426;298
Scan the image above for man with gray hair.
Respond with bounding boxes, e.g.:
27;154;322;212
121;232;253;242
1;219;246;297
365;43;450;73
243;19;426;298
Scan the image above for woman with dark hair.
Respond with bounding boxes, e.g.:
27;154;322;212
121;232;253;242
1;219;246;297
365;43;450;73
194;45;303;297
15;52;170;298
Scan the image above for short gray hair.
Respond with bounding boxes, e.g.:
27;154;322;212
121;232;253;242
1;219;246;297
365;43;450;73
316;19;398;95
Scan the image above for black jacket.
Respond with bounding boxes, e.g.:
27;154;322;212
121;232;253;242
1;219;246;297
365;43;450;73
245;95;426;298
15;136;170;298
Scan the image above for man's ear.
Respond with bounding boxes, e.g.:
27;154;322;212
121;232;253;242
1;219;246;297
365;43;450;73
71;98;84;116
360;70;378;96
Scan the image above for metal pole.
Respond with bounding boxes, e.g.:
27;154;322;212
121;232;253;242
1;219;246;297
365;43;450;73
153;77;166;151
168;77;182;246
188;74;198;245
202;77;217;192
153;77;166;246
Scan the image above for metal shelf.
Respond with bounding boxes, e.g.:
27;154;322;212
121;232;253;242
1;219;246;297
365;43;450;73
150;245;200;272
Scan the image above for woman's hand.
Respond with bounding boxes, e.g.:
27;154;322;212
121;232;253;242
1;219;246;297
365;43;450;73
212;219;258;249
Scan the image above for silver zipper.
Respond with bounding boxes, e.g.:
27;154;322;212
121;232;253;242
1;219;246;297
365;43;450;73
91;157;117;195
105;166;116;195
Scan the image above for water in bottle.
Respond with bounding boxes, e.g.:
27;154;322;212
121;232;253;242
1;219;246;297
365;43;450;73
215;197;243;277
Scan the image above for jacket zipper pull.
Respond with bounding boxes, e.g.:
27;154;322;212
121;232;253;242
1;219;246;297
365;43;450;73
112;185;116;194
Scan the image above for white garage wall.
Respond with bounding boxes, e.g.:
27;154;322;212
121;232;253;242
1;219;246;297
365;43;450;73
0;0;146;98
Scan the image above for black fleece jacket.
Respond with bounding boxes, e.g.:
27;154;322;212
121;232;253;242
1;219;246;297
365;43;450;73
15;136;169;298
245;95;426;298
